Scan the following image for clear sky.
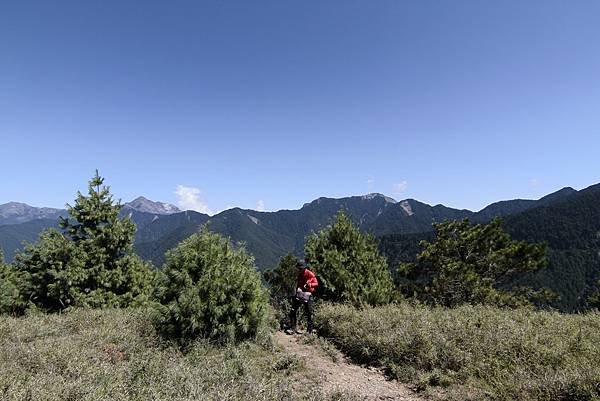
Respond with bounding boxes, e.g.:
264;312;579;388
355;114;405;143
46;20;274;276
1;1;599;214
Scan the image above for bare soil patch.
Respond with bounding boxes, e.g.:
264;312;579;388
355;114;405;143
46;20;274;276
275;331;423;400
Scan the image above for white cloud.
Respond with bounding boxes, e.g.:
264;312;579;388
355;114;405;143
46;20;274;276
174;185;213;215
392;181;408;195
256;200;265;212
366;177;375;191
529;179;542;188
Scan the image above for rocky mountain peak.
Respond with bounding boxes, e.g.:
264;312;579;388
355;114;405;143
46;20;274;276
124;197;181;215
0;202;64;226
361;193;397;203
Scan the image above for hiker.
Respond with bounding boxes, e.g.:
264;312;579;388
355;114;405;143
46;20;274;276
286;259;318;334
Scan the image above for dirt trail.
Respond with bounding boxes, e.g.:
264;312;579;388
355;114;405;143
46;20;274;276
275;331;422;400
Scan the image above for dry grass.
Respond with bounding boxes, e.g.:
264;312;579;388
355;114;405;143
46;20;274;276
0;308;345;401
316;303;600;401
5;304;599;400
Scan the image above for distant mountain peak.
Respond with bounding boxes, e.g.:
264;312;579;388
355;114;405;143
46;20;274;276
537;187;577;205
0;202;64;226
301;193;397;209
0;201;61;212
124;197;180;215
361;193;397;203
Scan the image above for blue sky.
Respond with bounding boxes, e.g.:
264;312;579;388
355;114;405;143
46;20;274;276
1;1;599;214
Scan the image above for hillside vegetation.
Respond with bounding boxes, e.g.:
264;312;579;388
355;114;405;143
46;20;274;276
317;303;600;401
504;183;600;311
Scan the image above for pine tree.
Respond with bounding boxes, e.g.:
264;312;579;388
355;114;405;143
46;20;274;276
304;211;394;305
57;170;153;308
60;170;134;257
263;253;298;301
154;228;269;344
398;218;549;308
263;253;298;328
12;171;154;312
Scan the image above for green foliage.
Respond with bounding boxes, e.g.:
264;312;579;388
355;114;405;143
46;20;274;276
589;281;600;309
377;231;434;282
263;253;298;300
305;211;394;305
154;228;269;344
263;253;297;328
13;230;85;310
0;250;26;315
398;219;549;308
9;171;153;313
317;302;600;401
60;170;136;258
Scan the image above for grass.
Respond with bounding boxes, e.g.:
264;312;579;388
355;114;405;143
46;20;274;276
316;302;600;401
0;308;352;401
6;302;599;400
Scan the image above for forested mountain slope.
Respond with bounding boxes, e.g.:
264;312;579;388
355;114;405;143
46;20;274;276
503;184;600;311
378;184;600;311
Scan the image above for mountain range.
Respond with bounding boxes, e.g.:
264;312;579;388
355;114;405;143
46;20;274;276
0;202;65;225
130;186;579;270
0;186;580;267
1;185;599;311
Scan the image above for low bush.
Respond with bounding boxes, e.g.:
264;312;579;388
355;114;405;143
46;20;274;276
0;251;26;315
316;302;600;400
154;228;270;344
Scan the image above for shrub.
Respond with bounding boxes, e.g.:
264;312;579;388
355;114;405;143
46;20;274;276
305;211;394;305
589;281;600;309
154;228;269;344
0;250;26;315
12;230;85;311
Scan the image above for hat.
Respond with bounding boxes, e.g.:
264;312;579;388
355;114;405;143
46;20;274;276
296;259;306;268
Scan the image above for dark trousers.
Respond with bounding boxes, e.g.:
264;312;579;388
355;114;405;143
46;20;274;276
289;295;313;332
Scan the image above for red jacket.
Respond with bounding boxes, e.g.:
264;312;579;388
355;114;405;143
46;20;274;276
297;268;318;294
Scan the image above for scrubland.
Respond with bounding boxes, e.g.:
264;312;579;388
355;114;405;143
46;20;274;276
317;303;600;400
0;308;352;401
